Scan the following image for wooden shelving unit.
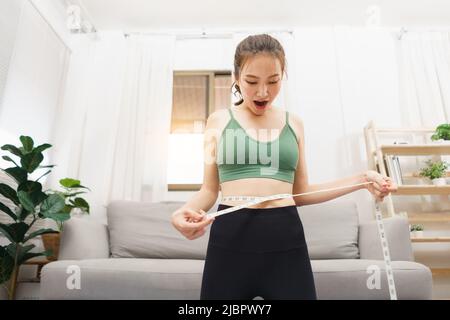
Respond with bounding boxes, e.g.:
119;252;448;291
364;121;450;274
411;237;450;243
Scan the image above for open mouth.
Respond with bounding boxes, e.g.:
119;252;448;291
254;100;269;108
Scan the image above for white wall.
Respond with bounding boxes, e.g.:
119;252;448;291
0;0;24;111
0;0;70;173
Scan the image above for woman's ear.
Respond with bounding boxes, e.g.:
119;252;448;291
232;73;239;87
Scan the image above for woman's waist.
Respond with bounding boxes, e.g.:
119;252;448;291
209;204;306;252
219;197;295;209
219;187;296;208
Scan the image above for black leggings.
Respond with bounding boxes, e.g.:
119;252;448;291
200;204;317;300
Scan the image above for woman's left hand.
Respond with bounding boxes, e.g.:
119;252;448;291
364;170;398;202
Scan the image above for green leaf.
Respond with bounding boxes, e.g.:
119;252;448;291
33;143;52;154
73;197;90;213
59;178;81;188
17;181;46;206
7;243;35;265
36;169;51;183
38;165;55;169
3;167;27;184
20;151;43;173
0;183;19;205
0;222;30;242
40;194;65;217
17;191;35;212
0;202;16;221
2;156;19;167
0;246;14;284
62;204;75;213
23;228;57;243
20;251;49;264
64;191;87;197
20;136;34;153
6;243;48;265
42;211;70;222
0;144;23;157
70;184;90;191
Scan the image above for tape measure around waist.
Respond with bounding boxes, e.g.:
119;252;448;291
205;181;398;300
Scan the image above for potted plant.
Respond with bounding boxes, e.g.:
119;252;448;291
419;159;449;186
410;224;424;238
431;124;450;142
0;136;56;299
41;178;90;261
0;135;90;299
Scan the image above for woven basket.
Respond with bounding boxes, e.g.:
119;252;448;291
41;232;61;261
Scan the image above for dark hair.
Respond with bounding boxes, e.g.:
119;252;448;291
232;34;286;106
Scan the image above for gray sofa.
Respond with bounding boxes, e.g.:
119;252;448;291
40;200;432;299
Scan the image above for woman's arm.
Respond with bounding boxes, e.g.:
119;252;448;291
171;110;225;240
289;114;396;206
177;110;223;213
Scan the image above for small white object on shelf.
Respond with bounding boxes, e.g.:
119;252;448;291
432;178;446;186
411;230;424;238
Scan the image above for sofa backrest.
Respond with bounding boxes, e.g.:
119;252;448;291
107;199;360;260
108;201;211;259
298;200;360;259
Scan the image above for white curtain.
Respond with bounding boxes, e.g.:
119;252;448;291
134;35;175;204
49;32;175;222
398;31;450;127
291;27;401;221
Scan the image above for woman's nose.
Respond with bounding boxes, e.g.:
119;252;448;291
256;84;268;97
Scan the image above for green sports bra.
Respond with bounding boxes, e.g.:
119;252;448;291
216;109;299;184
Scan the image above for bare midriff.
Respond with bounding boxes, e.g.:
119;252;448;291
219;177;296;209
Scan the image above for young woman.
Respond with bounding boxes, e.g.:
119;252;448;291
171;34;397;300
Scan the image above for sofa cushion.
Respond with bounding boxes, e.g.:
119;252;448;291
311;259;432;300
107;201;211;259
298;200;360;259
40;258;432;300
41;258;205;299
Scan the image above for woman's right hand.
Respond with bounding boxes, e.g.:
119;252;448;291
171;208;215;240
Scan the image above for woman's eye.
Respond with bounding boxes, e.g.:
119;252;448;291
246;81;257;85
269;81;279;84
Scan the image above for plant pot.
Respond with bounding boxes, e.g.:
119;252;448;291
41;232;61;261
410;230;424;238
432;178;446;186
431;177;450;210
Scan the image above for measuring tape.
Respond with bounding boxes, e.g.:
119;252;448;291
374;201;398;300
205;181;398;300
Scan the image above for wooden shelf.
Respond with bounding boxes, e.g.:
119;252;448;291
408;172;450;178
380;144;450;155
431;268;450;276
407;212;450;223
411;237;450;243
395;185;450;195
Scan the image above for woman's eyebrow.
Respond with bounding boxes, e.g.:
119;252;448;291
245;74;280;79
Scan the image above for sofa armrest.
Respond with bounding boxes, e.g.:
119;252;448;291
58;217;110;260
359;216;414;261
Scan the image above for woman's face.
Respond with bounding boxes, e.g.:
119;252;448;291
236;53;283;115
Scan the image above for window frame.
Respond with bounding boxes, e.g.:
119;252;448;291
168;70;231;191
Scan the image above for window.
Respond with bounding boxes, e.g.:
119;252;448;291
168;71;232;190
171;71;232;133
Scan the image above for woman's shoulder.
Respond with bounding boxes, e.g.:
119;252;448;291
285;110;304;142
205;108;232;138
207;108;230;126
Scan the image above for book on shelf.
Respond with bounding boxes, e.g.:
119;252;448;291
384;141;406;186
385;155;403;186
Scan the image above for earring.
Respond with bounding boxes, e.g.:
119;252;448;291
232;83;242;100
